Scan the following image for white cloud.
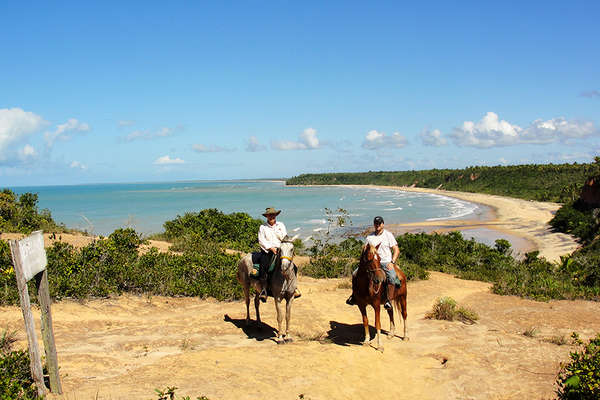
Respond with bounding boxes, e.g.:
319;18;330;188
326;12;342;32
272;128;321;151
45;118;90;147
0;108;47;156
246;136;266;152
18;144;37;161
153;155;184;165
126;127;173;141
451;112;520;148
69;160;87;170
362;130;408;150
420;128;447;146
451;112;599;148
193;144;236;153
520;118;597;144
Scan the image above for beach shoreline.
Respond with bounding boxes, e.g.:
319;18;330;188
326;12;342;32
297;184;579;262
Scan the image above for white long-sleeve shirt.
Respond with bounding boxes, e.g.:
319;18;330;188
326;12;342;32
258;221;287;252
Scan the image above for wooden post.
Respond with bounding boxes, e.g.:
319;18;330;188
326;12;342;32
36;269;62;394
9;230;62;396
9;239;46;398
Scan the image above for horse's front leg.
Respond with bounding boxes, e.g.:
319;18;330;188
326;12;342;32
274;297;284;342
387;304;395;339
284;297;294;342
374;305;383;352
254;292;261;326
243;284;251;325
358;304;369;345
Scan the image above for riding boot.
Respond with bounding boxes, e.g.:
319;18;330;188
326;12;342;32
346;294;355;306
384;283;394;310
258;251;272;302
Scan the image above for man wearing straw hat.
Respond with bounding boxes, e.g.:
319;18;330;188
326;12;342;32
258;207;301;301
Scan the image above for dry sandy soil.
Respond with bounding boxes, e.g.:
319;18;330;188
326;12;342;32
2;272;599;400
1;188;592;399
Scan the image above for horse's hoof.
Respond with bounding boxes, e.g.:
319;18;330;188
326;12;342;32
377;346;384;353
284;336;294;343
362;341;370;346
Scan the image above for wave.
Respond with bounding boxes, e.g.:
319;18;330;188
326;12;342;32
385;207;403;211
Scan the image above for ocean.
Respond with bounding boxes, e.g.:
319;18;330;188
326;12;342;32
10;180;485;241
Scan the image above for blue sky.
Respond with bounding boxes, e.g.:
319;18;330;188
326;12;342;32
1;1;599;186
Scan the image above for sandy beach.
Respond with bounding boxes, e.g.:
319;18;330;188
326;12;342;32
354;185;579;263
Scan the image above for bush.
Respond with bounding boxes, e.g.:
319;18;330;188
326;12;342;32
556;333;600;399
426;296;478;323
0;189;64;234
1;227;243;305
161;209;262;252
0;329;43;400
550;200;599;244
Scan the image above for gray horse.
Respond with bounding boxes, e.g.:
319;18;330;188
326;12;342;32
236;239;297;343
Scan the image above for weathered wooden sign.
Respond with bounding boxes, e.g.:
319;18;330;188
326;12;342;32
14;230;47;282
10;231;62;396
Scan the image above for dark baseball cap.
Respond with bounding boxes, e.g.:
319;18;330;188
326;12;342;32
373;216;384;225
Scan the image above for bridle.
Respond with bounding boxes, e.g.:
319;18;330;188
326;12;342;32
361;245;384;295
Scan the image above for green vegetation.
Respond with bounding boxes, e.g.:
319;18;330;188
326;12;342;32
155;208;263;252
397;232;600;301
0;228;242;305
0;189;66;234
550;199;600;245
287;162;597;202
556;333;600;400
425;296;479;323
0;329;43;400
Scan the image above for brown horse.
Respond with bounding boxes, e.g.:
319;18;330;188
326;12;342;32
351;243;408;351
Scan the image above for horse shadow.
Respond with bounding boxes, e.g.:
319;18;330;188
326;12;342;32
326;320;386;346
223;314;278;342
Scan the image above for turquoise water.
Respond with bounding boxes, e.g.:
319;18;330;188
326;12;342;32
10;180;484;239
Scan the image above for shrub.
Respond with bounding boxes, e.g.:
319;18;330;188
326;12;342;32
556;333;600;399
0;328;43;400
426;296;478;324
161;209;262;252
0;189;65;234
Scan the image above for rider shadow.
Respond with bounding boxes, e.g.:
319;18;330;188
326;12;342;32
223;314;278;341
326;320;384;346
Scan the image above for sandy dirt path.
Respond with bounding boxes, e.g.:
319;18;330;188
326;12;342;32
2;272;599;400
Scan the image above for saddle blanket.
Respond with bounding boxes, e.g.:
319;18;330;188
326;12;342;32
249;252;276;279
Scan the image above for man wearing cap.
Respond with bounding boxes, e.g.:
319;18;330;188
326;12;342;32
257;207;301;301
347;216;400;310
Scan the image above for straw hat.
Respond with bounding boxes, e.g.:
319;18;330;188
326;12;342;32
262;207;281;217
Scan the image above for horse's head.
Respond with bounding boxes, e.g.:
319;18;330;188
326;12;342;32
360;243;381;271
360;243;385;288
279;240;295;274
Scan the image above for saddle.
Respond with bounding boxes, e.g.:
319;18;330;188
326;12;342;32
249;252;277;279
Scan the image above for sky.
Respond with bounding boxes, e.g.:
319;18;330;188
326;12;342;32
1;1;599;186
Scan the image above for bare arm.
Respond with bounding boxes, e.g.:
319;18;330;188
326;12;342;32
391;245;399;264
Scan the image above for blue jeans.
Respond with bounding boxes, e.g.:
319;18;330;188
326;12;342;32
381;261;397;283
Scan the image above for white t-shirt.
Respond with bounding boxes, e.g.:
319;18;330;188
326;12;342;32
366;229;398;263
258;221;287;252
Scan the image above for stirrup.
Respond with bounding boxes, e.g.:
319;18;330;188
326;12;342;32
384;300;393;310
346;295;355;306
259;289;268;302
293;289;301;299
